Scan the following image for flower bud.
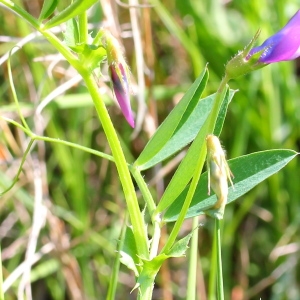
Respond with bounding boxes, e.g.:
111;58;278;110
205;134;234;219
103;30;135;128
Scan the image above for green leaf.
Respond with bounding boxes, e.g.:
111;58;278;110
43;0;98;29
213;89;236;136
134;67;209;170
63;18;80;47
119;226;141;276
163;149;297;222
39;0;59;20
156;88;233;214
166;230;194;257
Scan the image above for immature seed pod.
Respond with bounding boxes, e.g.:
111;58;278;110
206;134;234;218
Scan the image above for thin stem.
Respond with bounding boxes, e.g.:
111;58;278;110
0;0;40;29
0;139;35;196
149;219;161;259
187;217;199;300
83;73;149;259
0;245;4;300
78;12;88;44
161;143;207;254
7;49;30;132
2;117;115;162
215;218;224;300
161;75;230;254
130;166;156;220
208;75;229;133
106;213;128;300
208;226;217;300
35;136;114;162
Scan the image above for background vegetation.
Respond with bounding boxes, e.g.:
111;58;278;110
0;0;300;299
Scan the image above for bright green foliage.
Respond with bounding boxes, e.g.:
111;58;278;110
38;0;59;21
156;87;234;214
135;67;209;170
43;0;98;29
164;149;297;222
63;18;80;48
134;231;193;297
120;226;141;277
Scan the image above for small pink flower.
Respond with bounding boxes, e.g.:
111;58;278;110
109;63;135;128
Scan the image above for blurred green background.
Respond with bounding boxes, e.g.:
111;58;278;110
0;0;300;299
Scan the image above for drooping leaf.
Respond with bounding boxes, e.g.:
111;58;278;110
135;67;209;170
43;0;98;29
163;149;297;222
156;88;233;214
39;0;59;21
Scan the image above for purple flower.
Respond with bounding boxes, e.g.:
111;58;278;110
247;10;300;63
109;63;135;128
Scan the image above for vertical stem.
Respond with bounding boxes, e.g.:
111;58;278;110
83;73;149;259
161;75;229;254
187;217;199;300
130;166;156;219
78;12;88;44
215;218;224;300
0;245;4;300
161;144;207;254
106;213;128;300
208;75;229;133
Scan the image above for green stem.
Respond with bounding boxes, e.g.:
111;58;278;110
106;213;128;300
78;12;88;44
0;0;149;258
82;74;149;258
208;75;229;133
0;139;35;196
187;217;199;300
149;219;161;259
208;226;217;300
7;49;30;131
0;0;40;29
0;245;4;300
161;75;229;254
130;166;156;220
215;218;224;300
161;143;207;253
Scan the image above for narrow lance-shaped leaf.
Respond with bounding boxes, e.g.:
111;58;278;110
43;0;98;29
156;88;233;214
134;67;209;170
163;149;297;222
39;0;59;21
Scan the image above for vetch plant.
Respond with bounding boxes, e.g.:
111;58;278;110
0;2;299;299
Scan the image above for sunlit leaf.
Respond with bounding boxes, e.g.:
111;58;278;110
156;88;233;214
39;0;59;20
43;0;98;29
163;149;297;222
135;67;209;170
